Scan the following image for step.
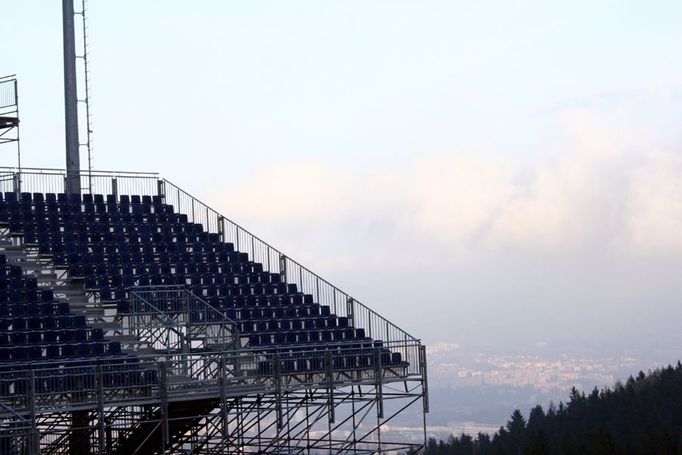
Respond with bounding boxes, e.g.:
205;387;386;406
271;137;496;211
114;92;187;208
0;251;27;259
34;274;59;282
108;334;143;343
90;321;121;330
0;244;23;251
53;287;86;294
13;259;54;267
129;347;156;355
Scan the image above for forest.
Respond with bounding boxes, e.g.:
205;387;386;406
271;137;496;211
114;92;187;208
420;362;682;454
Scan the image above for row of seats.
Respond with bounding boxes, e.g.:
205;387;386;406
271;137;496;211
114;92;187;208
0;354;155;396
1;313;87;330
0;192;167;210
250;328;367;346
0;341;121;362
17;228;225;248
0;301;68;317
4;202;172;218
257;349;406;375
1;192;163;205
68;260;263;277
5;210;186;227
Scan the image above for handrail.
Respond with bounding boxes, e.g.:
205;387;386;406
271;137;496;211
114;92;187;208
162;177;419;343
0;402;28;423
0;166;158;176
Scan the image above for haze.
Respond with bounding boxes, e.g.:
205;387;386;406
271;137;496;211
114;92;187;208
4;1;682;361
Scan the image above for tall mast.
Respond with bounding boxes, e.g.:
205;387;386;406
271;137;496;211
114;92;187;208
63;0;81;195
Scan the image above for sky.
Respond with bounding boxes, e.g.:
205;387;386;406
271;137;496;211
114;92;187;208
3;1;682;359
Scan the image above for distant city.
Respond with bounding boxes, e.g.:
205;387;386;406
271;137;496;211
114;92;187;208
387;341;678;442
430;349;641;391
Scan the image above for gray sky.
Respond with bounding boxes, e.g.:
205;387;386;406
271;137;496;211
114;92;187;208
4;1;682;356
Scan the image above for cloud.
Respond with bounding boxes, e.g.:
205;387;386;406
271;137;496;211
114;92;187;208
625;150;682;253
209;112;681;264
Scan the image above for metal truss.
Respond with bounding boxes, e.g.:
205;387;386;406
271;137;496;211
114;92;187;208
32;378;426;454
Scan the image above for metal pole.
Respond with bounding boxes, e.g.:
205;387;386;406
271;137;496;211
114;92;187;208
219;355;228;438
325;351;334;424
28;371;39;455
63;0;81;195
96;366;106;454
274;354;283;430
160;361;169;449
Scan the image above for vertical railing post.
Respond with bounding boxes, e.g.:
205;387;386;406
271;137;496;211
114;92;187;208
157;179;165;202
299;267;303;293
218;215;225;242
368;314;373;339
279;254;287;283
316;277;320;303
13;172;20;195
419;345;429;413
111;177;117;200
346;297;355;327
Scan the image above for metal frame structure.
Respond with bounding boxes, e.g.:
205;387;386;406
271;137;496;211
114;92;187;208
0;76;20;172
126;285;240;354
0;167;429;453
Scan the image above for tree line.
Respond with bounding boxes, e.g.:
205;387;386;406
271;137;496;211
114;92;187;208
418;362;682;454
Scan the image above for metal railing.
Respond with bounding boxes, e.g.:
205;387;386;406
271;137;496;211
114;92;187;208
160;177;419;345
128;286;239;353
0;341;422;414
0;167;418;346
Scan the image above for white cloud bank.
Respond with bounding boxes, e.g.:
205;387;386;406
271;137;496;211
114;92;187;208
204;101;682;349
208;107;682;263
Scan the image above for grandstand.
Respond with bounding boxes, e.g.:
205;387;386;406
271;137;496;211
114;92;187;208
0;168;428;454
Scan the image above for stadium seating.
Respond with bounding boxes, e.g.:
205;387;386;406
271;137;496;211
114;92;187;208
0;191;406;385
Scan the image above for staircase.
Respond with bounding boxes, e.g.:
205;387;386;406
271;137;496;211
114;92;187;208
113;398;220;455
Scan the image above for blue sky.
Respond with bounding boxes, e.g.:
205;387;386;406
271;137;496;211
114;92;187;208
4;1;682;356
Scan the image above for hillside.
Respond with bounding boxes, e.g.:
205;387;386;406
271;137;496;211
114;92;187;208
423;362;682;455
